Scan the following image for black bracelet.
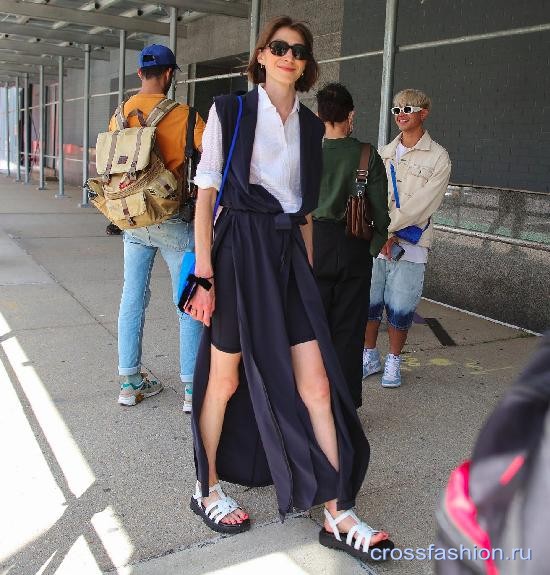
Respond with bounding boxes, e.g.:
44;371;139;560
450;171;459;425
188;274;212;291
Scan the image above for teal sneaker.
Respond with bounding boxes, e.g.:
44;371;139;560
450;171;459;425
183;382;192;414
381;354;402;388
362;348;382;379
118;374;163;406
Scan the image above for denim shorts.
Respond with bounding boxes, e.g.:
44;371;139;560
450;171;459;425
368;258;425;331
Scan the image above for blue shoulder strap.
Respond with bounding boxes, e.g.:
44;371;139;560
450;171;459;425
389;162;400;208
390;162;430;231
213;95;243;217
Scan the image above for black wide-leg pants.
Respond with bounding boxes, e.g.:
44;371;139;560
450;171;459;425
313;220;373;408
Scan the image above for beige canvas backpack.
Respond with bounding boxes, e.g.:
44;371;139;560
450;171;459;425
87;98;183;229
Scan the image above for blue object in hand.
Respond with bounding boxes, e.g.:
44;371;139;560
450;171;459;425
177;251;197;313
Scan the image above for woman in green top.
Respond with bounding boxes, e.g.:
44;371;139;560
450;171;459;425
313;83;389;408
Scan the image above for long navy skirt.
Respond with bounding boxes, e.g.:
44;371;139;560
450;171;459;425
191;206;371;518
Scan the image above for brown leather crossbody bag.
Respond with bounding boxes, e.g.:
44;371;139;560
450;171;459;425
345;143;374;241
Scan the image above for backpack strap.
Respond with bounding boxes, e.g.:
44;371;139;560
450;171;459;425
126;108;147;127
101;130;120;181
146;98;180;127
113;102;128;130
128;127;146;180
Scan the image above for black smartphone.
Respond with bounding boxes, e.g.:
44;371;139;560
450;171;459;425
390;243;405;261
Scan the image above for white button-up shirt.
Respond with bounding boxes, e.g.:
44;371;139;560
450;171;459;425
194;85;302;213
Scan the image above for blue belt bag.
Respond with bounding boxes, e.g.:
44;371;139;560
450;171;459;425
389;162;429;244
177;95;243;314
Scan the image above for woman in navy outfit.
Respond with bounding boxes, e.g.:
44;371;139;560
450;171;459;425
187;15;393;561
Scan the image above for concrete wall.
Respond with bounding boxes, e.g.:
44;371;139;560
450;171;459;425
341;0;550;194
426;232;550;334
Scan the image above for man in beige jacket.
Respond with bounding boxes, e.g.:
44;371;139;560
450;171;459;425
362;89;451;388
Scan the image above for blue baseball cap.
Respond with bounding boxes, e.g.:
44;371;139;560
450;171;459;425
139;44;180;71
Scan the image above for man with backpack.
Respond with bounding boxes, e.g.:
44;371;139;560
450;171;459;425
103;45;205;411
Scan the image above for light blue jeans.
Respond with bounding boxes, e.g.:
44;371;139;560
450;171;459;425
368;257;426;330
118;217;202;384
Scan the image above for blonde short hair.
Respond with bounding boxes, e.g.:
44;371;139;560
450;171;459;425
393;89;431;111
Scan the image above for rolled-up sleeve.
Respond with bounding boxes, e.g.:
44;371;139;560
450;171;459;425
194;102;223;191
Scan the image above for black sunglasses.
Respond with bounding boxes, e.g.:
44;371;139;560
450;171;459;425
265;40;310;61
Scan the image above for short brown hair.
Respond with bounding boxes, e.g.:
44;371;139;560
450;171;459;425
247;16;319;92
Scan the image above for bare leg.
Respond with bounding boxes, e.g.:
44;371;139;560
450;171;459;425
198;345;247;524
291;341;339;470
388;326;408;355
291;341;389;545
364;320;381;349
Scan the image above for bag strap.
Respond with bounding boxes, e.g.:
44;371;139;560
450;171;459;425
359;143;371;172
389;162;400;208
390;162;430;231
183;107;198;196
185;106;197;160
213;96;243;217
146;98;180;127
355;143;371;196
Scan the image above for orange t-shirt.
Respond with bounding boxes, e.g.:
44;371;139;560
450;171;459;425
108;93;205;177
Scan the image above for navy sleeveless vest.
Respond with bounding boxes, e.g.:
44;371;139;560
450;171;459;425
213;86;324;215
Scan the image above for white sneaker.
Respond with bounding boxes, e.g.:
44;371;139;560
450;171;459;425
382;354;402;388
362;348;382;379
183;382;192;414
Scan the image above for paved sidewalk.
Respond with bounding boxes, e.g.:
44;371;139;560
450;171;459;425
0;175;540;575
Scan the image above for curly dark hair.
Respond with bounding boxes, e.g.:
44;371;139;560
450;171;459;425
247;15;319;92
316;83;354;125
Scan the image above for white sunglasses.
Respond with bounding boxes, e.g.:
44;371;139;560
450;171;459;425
391;105;424;115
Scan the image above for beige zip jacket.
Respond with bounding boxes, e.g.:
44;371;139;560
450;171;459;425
379;130;451;249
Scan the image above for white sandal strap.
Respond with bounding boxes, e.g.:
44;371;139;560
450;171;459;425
193;482;225;502
205;495;239;524
193;482;241;525
324;508;380;551
208;483;224;497
347;522;379;552
324;508;356;541
193;481;202;501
